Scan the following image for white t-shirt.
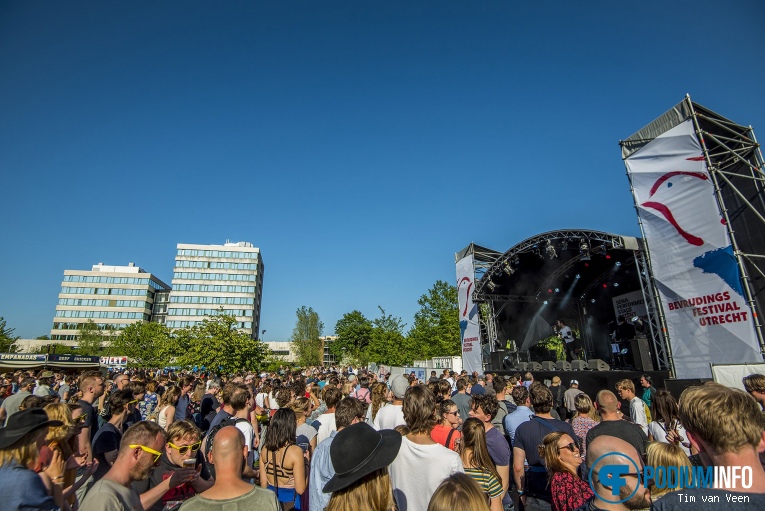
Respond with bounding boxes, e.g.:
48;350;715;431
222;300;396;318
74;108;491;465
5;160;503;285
630;396;649;435
389;436;464;511
560;325;574;343
648;420;691;456
315;412;336;444
372;403;405;431
235;418;254;452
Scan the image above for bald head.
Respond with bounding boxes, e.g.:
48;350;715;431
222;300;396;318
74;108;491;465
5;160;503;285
211;426;246;467
587;435;650;507
596;390;620;415
587;435;639;470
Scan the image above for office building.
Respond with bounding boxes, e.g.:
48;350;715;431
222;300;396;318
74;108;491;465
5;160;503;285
50;263;171;342
166;241;264;339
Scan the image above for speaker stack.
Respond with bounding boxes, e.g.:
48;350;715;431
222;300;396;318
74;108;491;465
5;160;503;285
588;359;611;371
570;360;587;371
555;360;572;371
541;361;556;371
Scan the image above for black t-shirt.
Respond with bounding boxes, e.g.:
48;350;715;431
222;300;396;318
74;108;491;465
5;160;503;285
77;399;99;443
200;395;220;425
514;417;577;500
132;450;210;511
585;419;648;459
92;423;122;481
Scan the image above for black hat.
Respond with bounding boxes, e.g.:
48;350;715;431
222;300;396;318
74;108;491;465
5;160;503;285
323;422;402;493
0;408;63;449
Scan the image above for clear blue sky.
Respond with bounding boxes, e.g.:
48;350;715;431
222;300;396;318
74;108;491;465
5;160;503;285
2;1;764;342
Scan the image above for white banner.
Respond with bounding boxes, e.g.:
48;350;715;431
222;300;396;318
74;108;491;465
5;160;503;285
612;290;647;321
625;119;761;378
457;254;482;374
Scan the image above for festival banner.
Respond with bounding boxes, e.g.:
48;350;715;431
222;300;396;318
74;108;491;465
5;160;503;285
625;120;761;378
612;290;647;321
456;254;482;374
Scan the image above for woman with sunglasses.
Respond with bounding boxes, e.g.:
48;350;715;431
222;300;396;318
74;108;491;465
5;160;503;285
134;420;213;511
431;399;462;452
459;418;503;511
537;431;592;511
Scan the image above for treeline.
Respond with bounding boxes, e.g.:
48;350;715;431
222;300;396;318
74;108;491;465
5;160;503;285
290;280;460;367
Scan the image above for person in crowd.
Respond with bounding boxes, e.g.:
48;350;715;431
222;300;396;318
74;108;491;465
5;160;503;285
653;383;765;510
82;420;198;511
315;386;343;443
35;371;56;397
350;376;372;403
742;373;765;410
460;417;504;511
200;379;221;431
206;382;250;433
504;385;532;444
322;421;401;511
57;375;72;402
309;397;366;511
260;408;307;510
134;420;213;511
92;389;135;481
431;398;462;451
537;431;592;511
570;393;599;457
20;394;46;410
179;426;280;511
0;376;35;425
615;379;649;435
189;381;206;427
563;380;583;418
647;389;694;456
470;395;512;511
307;382;322;413
75;370;105;502
513;383;577;511
523;372;534;389
550;376;568;420
389;385;464;511
123;381;145;431
492;375;512;435
175;375;196;422
372;375;408;431
638;374;656;409
40;402;87;507
586;390;648;460
0;408;67;510
452;377;473;421
292;397;318;455
366;382;389;424
645;441;692;503
585;435;651;511
157;385;181;431
140;380;159;421
427;473;490;511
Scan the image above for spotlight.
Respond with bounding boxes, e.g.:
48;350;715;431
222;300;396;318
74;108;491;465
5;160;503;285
503;261;515;276
487;280;497;291
513;256;520;266
591;298;596;303
575;274;581;279
543;300;548;305
555;288;560;293
580;241;588;251
602;283;607;288
580;240;590;260
614;283;620;287
561;240;569;251
546;240;557;259
593;245;607;256
615;261;622;267
548;289;553;293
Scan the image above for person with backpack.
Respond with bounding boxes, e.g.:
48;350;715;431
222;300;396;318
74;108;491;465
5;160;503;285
350;376;372;404
203;383;256;480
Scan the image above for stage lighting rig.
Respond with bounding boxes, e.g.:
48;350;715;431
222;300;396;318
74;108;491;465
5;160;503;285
502;261;515;276
593;245;607;256
546;240;557;259
561;240;569;251
580;240;590;260
486;280;497;291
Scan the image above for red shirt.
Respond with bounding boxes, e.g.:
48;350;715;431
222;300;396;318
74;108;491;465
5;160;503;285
430;423;461;451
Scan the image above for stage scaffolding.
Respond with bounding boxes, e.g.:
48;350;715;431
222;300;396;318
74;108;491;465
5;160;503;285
621;95;765;359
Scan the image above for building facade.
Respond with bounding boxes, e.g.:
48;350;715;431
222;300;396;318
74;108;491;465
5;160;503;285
50;263;171;342
165;241;264;339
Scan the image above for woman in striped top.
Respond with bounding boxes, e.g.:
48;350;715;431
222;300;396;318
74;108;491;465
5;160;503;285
460;418;503;511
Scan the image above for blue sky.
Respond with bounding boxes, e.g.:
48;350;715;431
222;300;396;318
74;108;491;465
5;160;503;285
2;1;764;342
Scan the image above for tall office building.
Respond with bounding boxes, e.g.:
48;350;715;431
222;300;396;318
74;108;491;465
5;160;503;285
166;241;264;339
51;263;171;341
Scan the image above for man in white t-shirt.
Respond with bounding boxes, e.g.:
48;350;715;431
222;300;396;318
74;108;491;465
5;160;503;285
389;385;463;511
372;375;408;431
315;386;342;444
616;379;648;435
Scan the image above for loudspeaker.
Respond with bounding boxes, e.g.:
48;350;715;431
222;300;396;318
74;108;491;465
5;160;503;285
630;337;654;371
527;362;542;371
541;361;556;371
588;359;610;371
555;360;572;371
570;360;587;371
514;362;528;371
490;350;505;371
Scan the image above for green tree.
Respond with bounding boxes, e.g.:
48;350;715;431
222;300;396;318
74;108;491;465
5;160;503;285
176;314;269;373
332;310;373;364
109;321;173;368
290;306;324;366
0;317;20;353
76;320;106;355
366;307;411;366
36;335;50;340
407;280;460;359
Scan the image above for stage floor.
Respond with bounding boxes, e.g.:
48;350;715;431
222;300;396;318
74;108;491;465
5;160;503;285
494;370;671;401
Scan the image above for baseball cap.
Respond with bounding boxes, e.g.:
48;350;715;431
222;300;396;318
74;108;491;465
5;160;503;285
390;375;409;399
570;379;579;385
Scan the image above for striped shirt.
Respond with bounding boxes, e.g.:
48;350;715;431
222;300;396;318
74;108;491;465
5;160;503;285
464;467;503;498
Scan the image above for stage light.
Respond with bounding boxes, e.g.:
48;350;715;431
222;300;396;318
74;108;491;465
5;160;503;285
614;282;620;287
543;300;548;305
546;240;557;259
602;283;607;288
487;280;497;291
503;261;515;276
575;274;580;279
555;288;560;293
593;245;607;256
561;240;569;251
606;254;611;259
580;241;588;251
615;261;622;267
548;289;553;293
513;256;520;266
584;263;589;267
590;298;595;303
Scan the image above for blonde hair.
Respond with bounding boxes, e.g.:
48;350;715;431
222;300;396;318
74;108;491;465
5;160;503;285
538;431;578;477
44;403;75;445
0;431;41;469
647;442;692;499
166;419;202;444
615;379;635;393
574;394;599;422
289;397;311;417
427;473;490;511
679;383;765;453
326;468;393;511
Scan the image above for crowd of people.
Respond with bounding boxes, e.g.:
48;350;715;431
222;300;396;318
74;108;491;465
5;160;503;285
0;366;764;510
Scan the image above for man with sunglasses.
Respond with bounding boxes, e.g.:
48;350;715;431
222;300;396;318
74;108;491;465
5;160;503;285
133;420;213;511
82;421;197;511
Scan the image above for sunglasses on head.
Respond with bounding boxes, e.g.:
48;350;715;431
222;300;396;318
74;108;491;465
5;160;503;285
168;441;201;455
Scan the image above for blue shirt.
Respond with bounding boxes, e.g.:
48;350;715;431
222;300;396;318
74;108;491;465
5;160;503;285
503;405;533;445
0;462;58;511
309;430;337;511
175;394;190;421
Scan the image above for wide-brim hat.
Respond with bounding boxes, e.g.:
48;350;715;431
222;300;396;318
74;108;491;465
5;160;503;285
0;408;63;449
323;422;402;493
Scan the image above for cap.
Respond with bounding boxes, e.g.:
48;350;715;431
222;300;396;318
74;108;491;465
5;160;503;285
390;375;409;399
570;379;579;385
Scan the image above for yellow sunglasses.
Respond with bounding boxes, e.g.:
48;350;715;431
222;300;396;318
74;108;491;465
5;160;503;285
167;441;201;455
130;444;162;463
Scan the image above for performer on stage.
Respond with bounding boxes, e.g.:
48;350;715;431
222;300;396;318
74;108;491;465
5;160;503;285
555;319;581;362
